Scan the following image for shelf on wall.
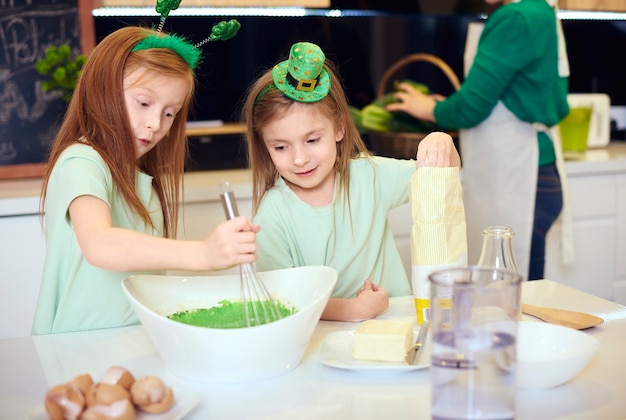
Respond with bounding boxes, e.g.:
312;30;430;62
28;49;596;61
560;0;626;12
186;122;246;137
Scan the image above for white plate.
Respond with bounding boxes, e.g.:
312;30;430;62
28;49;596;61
319;329;430;372
29;385;200;420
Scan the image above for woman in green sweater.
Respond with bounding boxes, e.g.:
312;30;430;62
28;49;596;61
387;0;570;280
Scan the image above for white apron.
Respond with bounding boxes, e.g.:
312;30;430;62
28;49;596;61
460;12;573;279
460;103;538;278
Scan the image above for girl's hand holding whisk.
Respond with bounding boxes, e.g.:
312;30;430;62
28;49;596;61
202;216;260;270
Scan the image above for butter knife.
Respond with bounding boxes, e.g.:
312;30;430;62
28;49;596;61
406;321;429;365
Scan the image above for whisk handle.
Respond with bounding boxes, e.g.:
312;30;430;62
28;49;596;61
220;182;240;220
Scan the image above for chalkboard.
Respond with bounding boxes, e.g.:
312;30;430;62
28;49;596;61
0;0;81;179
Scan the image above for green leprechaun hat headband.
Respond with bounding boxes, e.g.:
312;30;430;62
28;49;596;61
257;42;331;104
131;0;241;70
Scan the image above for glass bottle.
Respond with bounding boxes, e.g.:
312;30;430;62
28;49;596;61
476;226;520;274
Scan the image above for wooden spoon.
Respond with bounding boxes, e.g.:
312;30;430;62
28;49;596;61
521;303;604;330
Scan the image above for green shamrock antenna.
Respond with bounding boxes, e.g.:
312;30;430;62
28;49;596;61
132;1;241;70
195;20;242;48
156;0;182;33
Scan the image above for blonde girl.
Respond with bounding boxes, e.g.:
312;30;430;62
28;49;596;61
242;42;459;322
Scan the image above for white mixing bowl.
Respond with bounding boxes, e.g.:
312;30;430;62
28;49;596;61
122;265;337;383
517;321;600;389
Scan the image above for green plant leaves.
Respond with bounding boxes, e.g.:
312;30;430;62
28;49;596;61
35;45;86;102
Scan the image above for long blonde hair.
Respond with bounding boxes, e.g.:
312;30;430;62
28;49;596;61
241;59;370;214
40;26;196;238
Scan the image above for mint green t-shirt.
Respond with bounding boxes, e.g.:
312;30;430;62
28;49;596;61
434;0;569;166
254;156;415;299
31;143;163;335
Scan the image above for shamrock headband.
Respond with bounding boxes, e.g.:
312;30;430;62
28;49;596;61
132;32;201;69
256;42;331;104
131;0;240;70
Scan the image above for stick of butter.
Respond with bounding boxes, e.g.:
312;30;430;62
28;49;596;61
352;319;414;363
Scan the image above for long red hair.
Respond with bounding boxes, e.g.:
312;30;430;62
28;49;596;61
40;26;196;238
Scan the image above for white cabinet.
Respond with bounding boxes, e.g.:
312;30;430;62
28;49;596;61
545;145;626;304
0;196;45;339
614;174;626;303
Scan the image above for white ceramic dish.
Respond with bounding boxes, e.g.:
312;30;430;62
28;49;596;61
319;329;430;372
517;321;600;389
122;266;337;384
29;385;200;420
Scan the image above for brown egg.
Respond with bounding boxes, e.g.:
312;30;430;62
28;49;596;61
81;398;135;420
101;366;135;391
44;383;85;420
130;376;174;414
69;373;94;397
85;383;130;407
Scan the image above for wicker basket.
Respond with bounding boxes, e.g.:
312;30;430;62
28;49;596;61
367;53;460;159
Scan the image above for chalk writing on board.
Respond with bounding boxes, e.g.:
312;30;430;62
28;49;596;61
0;1;80;166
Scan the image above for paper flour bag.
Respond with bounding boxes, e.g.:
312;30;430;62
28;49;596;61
409;167;468;325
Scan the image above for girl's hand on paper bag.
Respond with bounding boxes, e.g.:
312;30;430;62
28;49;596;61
415;131;460;168
320;280;389;322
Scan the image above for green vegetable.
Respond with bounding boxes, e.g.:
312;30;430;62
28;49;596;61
393;79;430;95
351;79;441;134
361;104;393;132
389;111;438;133
349;106;368;134
371;80;429;108
372;92;399;108
360;104;436;133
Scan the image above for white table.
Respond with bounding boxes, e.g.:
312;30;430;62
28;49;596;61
1;280;625;419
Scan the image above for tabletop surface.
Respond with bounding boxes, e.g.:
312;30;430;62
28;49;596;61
1;279;625;420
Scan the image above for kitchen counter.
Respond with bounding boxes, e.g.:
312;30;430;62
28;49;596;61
2;142;625;212
564;141;626;175
1;280;625;419
0;168;252;216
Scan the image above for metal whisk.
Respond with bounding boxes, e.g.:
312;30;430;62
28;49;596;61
219;182;283;327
